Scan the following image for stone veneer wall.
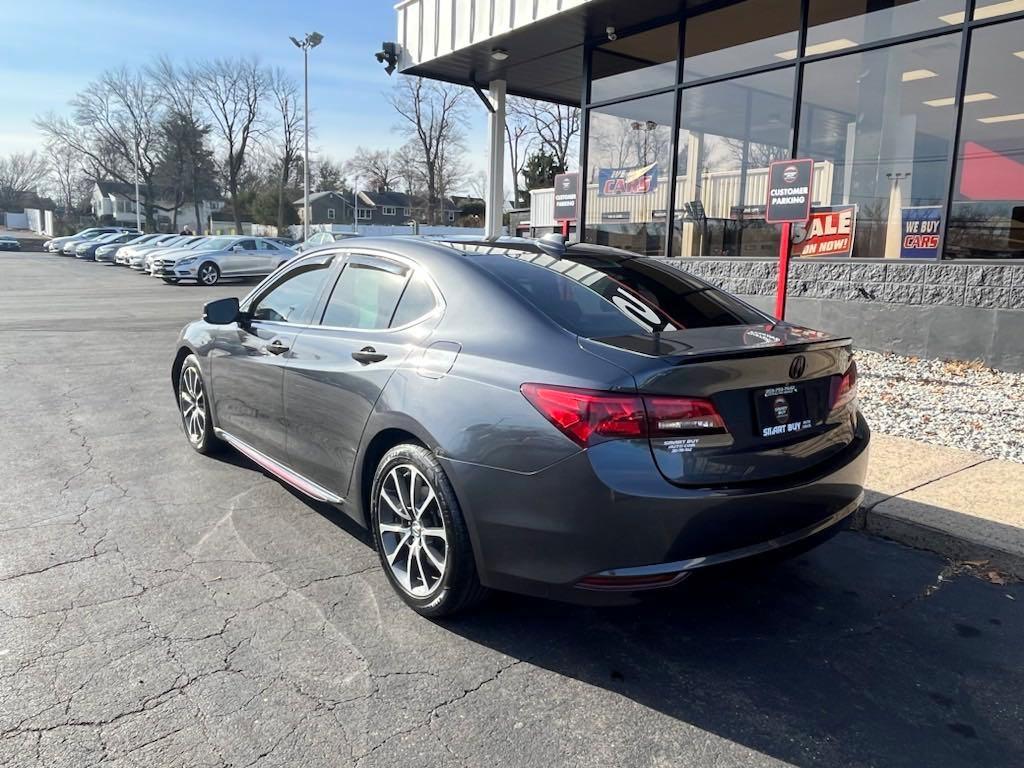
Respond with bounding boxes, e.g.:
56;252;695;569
666;259;1024;310
663;258;1024;371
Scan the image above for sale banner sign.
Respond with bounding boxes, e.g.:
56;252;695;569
789;205;856;258
597;163;658;196
900;206;942;258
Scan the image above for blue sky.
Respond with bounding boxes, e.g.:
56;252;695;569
1;0;489;183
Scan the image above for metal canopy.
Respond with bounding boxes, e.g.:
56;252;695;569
394;0;686;104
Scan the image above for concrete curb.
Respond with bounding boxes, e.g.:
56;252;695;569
851;506;1024;581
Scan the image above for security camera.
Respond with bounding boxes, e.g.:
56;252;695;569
375;41;399;75
606;26;617;41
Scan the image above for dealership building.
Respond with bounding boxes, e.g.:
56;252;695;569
394;0;1024;369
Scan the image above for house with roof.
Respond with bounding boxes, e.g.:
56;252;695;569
293;189;486;227
293;191;356;225
90;181;223;232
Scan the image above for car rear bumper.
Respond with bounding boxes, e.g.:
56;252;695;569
441;413;870;604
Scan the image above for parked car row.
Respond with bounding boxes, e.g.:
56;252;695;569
41;228;304;286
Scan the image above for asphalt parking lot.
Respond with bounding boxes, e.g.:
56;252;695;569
2;253;1023;768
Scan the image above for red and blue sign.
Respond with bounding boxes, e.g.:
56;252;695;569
900;206;942;259
597;164;658;196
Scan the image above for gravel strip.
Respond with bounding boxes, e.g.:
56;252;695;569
855;349;1024;464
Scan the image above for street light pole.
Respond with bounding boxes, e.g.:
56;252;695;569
133;141;141;231
289;32;324;242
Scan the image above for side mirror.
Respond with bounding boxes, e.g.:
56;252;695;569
231;244;244;252
203;297;240;325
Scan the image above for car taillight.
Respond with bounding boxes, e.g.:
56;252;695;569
644;396;726;436
830;361;858;410
521;384;727;448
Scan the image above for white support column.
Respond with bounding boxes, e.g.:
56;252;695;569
484;80;506;239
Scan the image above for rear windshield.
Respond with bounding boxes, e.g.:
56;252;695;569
473;250;766;338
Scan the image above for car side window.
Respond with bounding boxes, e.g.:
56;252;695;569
389;272;437;328
250;265;330;325
258;240;280;251
320;260;409;329
238;239;257;251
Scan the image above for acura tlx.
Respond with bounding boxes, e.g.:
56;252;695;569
170;235;869;617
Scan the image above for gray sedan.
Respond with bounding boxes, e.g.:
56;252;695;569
170;235;869;617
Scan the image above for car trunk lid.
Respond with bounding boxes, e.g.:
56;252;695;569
580;323;859;487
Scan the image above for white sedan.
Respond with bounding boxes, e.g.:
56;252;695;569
150;236;296;285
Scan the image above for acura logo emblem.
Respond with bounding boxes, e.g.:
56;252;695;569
789;355;806;379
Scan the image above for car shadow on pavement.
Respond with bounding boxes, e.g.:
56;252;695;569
442;529;1024;768
219;455;1023;767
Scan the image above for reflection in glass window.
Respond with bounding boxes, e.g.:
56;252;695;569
683;0;800;82
972;0;1024;20
321;263;408;329
590;24;677;103
798;36;960;258
808;0;965;49
672;69;794;258
252;267;329;325
947;19;1024;259
585;93;675;256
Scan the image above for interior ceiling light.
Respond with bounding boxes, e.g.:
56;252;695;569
924;92;998;107
775;38;857;60
491;48;509;61
902;69;938;82
941;0;1024;23
978;112;1024;123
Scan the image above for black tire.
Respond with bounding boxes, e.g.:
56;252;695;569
370;444;488;618
177;355;225;455
197;261;220;286
162;278;179;284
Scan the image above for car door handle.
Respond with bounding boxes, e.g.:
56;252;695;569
352;346;388;365
266;339;290;355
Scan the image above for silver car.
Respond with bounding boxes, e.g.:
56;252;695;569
52;227;138;254
95;233;163;264
118;234;182;267
151;236;295;285
296;231;360;252
142;236;207;273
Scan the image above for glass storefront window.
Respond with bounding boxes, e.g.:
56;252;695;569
683;0;800;82
672;69;795;258
973;0;1024;20
590;24;678;103
947;18;1024;259
808;0;965;49
797;35;960;258
585;93;675;255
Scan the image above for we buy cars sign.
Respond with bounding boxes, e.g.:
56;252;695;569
790;206;857;258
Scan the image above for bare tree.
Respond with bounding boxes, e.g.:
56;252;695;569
346;147;399;192
266;68;302;232
44;141;88;218
195;57;267;233
390;78;467;224
0;151;49;209
508;98;580;173
36;67;164;228
505;109;533;208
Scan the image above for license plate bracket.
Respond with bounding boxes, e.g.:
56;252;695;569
754;383;813;439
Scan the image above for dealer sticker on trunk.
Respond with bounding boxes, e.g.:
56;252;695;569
757;384;812;438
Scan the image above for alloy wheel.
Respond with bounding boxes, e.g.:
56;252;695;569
377;464;448;597
199;263;219;285
179;366;207;444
